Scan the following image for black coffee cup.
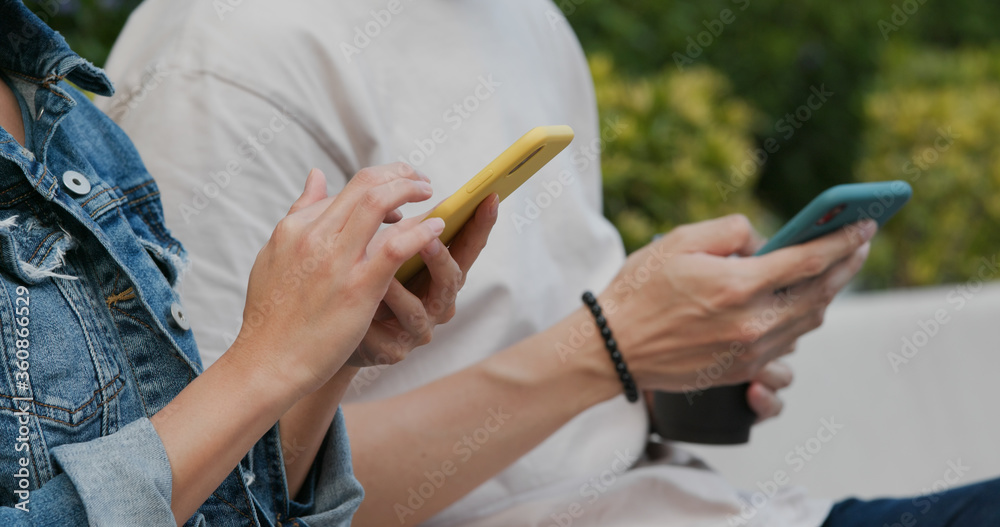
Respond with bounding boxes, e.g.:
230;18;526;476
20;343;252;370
651;383;756;445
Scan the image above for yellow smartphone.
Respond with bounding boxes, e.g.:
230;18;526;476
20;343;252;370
395;125;575;283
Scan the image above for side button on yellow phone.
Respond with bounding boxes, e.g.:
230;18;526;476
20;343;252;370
466;169;493;193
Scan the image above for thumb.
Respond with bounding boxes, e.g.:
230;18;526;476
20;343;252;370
288;168;328;214
672;214;756;256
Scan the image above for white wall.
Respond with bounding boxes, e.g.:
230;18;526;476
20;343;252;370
683;281;1000;502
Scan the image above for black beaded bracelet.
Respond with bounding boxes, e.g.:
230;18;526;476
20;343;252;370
582;291;639;403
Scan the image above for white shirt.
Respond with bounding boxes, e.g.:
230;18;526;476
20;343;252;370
99;1;832;525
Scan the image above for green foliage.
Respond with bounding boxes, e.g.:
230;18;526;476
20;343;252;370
593;55;771;252
565;0;880;219
24;0;142;67
40;0;1000;290
565;0;1000;220
855;44;1000;289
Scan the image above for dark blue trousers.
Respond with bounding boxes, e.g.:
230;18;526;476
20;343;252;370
822;477;1000;526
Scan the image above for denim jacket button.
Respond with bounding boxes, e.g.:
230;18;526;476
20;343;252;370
170;302;191;331
62;170;92;196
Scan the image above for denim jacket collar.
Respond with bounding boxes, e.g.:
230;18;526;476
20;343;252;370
0;1;117;200
0;0;114;97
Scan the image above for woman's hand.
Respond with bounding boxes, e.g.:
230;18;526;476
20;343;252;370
234;163;446;397
350;193;499;367
271;178;497;497
598;214;875;393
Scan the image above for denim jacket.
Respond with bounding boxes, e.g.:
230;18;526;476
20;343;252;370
0;2;362;525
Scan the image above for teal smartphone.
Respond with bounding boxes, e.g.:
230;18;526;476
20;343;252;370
754;181;912;256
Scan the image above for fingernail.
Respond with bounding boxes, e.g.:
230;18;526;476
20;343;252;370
861;220;878;241
422;239;443;257
417;181;433;194
425;217;445;235
415;169;431;182
304;168;322;187
859;242;871;259
488;194;499;218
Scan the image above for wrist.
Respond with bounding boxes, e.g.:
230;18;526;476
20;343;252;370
595;288;651;389
476;305;622;420
325;365;360;400
581;292;639;402
549;306;628;408
218;338;313;408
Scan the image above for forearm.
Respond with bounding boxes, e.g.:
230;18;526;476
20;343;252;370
281;365;360;498
345;306;621;526
151;350;300;525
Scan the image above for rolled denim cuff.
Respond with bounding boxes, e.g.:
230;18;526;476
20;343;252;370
297;407;364;526
287;453;319;517
0;474;88;525
51;418;175;527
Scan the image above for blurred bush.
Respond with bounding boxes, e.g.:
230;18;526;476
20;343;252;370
566;0;1000;219
37;0;1000;291
24;0;141;66
592;55;772;252
855;44;1000;289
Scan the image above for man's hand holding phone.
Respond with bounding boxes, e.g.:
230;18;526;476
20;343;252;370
590;214;876;396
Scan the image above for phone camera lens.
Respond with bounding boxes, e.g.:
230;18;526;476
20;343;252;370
816;204;847;226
